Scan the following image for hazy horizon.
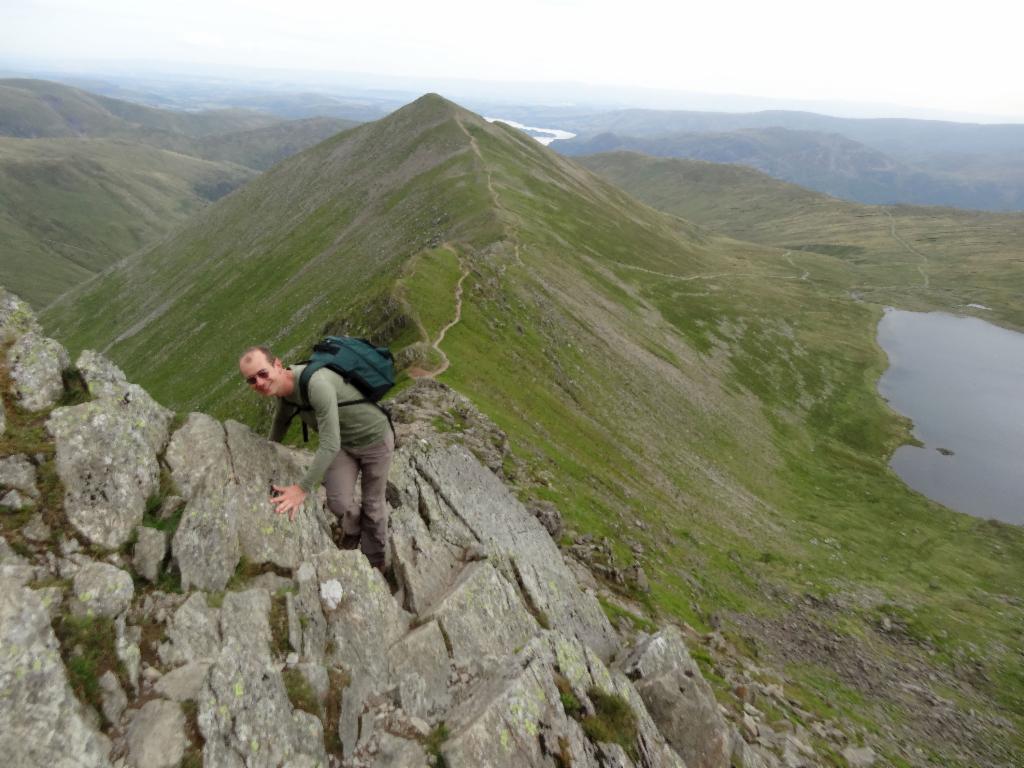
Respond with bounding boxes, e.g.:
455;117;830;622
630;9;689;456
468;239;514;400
3;0;1023;123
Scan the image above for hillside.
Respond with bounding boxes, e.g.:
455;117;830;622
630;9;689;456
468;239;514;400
0;78;280;139
0;80;357;307
576;151;1024;330
41;94;1024;766
557;128;1024;210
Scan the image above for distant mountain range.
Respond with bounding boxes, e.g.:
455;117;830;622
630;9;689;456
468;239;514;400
0;79;357;307
472;105;1024;211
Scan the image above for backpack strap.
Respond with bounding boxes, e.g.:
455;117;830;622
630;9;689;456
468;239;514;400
293;362;393;442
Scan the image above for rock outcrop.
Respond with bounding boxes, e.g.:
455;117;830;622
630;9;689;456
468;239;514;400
0;288;834;768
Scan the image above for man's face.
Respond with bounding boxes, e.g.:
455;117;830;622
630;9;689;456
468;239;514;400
239;350;285;397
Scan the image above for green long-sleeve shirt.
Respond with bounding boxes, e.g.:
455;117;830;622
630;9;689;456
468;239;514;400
268;364;389;492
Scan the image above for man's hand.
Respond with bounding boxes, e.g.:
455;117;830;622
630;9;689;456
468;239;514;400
271;484;307;521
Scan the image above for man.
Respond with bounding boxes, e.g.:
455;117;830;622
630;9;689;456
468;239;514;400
239;345;395;573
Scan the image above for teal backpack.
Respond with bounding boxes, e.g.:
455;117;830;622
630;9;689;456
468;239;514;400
293;336;396;440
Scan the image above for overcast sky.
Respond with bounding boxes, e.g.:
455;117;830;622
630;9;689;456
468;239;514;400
4;0;1023;121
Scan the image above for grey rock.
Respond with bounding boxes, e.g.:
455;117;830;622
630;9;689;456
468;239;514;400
0;454;39;498
23;512;51;541
72;561;134;618
172;484;241;592
198;589;328;768
0;397;5;437
0;576;113;767
225;420;334;568
154;660;212;702
7;331;68;411
115;615;142;693
444;638;602;768
841;746;877;767
390;502;465;616
47;395;170;548
294;560;328;662
368;732;429;768
387;620;451;718
247;571;294;595
158;592;222;667
315;549;410;680
527;498;564;539
620;626;731;768
0;536;39;585
0;287;41;343
75;349;128;399
400;442;618;660
99;670;128;726
424;560;538;667
133;527;167;582
0;489;28;511
313;549;409;757
33;585;64;621
166;414;332;589
126;699;187;768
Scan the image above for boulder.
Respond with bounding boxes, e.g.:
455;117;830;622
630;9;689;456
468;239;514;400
424;560;538;667
0;576;112;767
158;592;222;667
0;454;39;498
387;619;452;718
71;561;135;619
98;670;128;726
133;526;167;582
47;395;169;549
198;589;328;768
395;441;618;661
154;660;212;702
166;414;333;589
0;535;39;585
619;626;732;768
7;331;69;412
0;288;40;343
125;699;187;768
0;489;28;512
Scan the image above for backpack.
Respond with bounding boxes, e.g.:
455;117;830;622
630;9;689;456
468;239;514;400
293;336;396;441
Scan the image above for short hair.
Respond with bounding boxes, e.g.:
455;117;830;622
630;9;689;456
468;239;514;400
240;345;276;365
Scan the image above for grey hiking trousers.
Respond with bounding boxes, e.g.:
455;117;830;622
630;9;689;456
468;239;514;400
323;429;395;568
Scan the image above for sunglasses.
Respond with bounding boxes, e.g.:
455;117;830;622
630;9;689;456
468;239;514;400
245;369;271;386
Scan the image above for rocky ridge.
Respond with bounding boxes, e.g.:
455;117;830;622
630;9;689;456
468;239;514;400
0;286;869;768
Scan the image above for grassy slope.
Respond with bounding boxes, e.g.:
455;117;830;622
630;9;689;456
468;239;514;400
0;80;358;308
0;137;256;307
578;152;1024;330
40;98;1023;765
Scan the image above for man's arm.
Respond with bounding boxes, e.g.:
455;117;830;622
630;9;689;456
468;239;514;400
268;398;296;443
297;371;341;493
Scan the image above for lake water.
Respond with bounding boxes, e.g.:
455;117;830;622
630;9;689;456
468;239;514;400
876;308;1024;524
484;117;576;146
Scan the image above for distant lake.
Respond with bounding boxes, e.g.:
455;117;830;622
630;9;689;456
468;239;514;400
876;308;1024;524
484;117;576;146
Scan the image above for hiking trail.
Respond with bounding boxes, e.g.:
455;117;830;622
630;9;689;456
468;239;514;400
884;209;930;288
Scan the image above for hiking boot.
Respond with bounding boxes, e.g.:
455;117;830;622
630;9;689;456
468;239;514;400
332;527;360;550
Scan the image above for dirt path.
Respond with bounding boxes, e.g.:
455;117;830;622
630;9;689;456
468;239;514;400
884;209;930;288
420;263;471;378
782;250;810;281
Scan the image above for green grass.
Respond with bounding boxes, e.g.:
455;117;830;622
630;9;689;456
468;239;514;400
52;614;126;723
579;688;639;760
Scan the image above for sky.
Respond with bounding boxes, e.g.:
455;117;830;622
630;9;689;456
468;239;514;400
3;0;1024;121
